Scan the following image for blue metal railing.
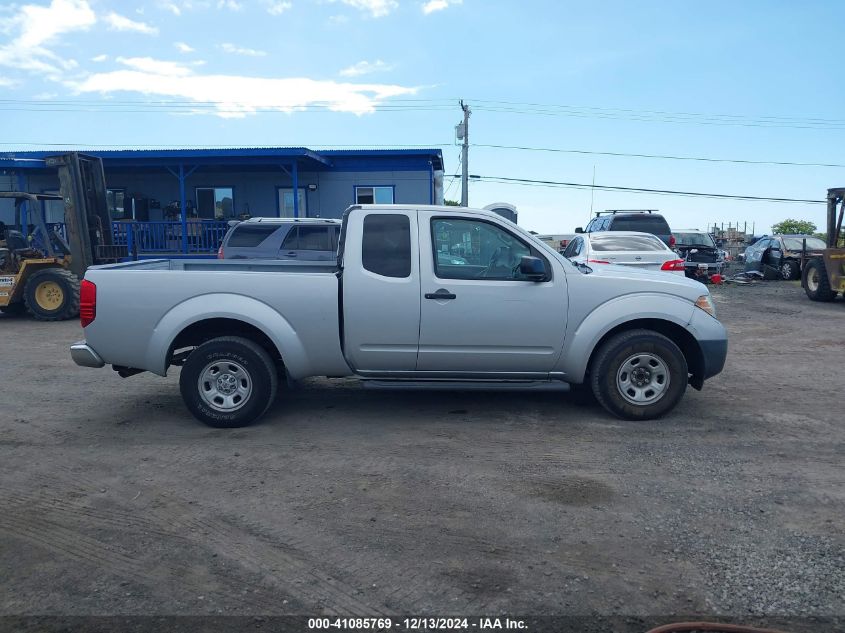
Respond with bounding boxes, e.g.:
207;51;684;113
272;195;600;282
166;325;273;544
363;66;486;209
112;220;229;254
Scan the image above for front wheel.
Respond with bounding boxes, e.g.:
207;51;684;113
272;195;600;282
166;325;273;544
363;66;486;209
590;329;688;420
179;336;278;428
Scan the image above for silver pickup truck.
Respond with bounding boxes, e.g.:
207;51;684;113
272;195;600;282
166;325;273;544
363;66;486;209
71;205;727;428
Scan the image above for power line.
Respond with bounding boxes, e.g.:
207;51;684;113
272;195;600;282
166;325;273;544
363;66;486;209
444;174;825;204
471;143;845;169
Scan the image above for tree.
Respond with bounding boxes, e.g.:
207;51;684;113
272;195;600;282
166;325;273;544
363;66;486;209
444;199;461;206
771;219;816;235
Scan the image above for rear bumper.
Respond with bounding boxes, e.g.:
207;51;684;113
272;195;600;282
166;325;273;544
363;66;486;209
70;341;105;368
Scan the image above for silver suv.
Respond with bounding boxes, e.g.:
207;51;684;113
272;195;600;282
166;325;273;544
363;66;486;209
218;218;341;261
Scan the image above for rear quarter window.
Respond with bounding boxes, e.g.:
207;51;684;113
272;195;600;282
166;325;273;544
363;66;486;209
226;224;278;247
362;214;411;278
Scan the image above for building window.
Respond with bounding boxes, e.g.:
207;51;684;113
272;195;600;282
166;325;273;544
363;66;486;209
278;187;306;218
362;214;411;278
107;188;127;220
355;186;394;205
196;187;234;220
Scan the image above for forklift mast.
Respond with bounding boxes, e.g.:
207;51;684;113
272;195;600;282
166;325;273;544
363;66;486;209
826;188;845;249
44;153;114;277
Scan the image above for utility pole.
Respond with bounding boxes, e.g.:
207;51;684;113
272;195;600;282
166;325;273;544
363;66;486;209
458;100;471;207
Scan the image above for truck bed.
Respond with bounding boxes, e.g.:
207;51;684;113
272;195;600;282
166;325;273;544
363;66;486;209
82;258;348;378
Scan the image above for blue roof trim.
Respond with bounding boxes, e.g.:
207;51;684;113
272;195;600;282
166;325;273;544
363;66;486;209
0;147;444;171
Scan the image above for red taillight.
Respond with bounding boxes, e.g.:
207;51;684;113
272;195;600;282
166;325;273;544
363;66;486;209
661;259;686;271
587;259;610;264
217;245;224;259
80;279;96;328
669;234;676;247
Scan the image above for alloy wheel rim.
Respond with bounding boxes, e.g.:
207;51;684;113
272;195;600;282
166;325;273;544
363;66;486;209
198;360;252;412
616;352;670;405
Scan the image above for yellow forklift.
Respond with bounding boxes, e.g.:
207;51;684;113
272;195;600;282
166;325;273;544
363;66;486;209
0;153;119;320
803;187;845;301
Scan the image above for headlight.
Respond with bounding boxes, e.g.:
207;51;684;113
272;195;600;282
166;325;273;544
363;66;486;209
695;294;716;317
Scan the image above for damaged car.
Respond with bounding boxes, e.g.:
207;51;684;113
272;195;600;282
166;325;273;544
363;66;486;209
673;230;725;280
743;234;826;280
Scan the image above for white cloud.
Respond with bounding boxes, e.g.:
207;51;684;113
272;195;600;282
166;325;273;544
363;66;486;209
104;12;159;35
333;0;398;18
68;61;418;118
328;14;349;24
265;1;293;15
117;56;192;76
0;0;96;75
220;42;267;57
91;53;108;62
175;41;195;53
422;0;461;13
0;76;18;87
339;59;394;77
217;0;243;10
161;2;182;15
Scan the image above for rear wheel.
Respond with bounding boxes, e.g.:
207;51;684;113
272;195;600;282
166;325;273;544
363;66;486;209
590;329;688;420
179;336;278;428
803;258;836;301
23;268;80;321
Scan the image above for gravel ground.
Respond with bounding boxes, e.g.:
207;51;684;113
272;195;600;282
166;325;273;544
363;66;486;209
0;279;842;631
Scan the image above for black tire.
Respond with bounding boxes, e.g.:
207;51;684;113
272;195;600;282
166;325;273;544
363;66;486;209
803;258;836;302
780;259;800;280
179;336;278;428
23;268;80;321
590;329;688;421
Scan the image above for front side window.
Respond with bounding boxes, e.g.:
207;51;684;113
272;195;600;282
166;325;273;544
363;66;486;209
196;187;234;220
562;237;583;258
362;214;411;278
432;218;534;280
355;186;394;205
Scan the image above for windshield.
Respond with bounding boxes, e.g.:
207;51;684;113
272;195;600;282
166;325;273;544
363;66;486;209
674;232;716;247
591;235;667;252
782;236;826;250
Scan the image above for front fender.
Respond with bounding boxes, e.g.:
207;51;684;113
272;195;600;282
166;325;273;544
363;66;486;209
557;293;696;383
145;293;307;377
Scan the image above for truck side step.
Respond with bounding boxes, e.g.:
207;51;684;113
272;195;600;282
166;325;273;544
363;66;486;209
361;379;570;392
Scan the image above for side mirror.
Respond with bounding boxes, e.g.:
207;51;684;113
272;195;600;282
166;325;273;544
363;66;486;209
519;255;547;281
575;227;584;234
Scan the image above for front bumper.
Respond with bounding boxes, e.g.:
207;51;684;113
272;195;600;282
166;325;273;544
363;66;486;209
70;341;105;368
687;309;728;380
699;338;728;379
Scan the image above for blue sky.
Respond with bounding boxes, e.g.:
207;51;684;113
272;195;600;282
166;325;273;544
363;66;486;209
1;0;843;234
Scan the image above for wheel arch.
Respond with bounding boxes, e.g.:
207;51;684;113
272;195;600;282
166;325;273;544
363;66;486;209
146;294;308;376
587;319;705;390
558;293;703;388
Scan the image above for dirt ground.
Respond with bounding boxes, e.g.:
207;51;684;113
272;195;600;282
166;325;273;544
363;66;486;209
0;280;843;631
